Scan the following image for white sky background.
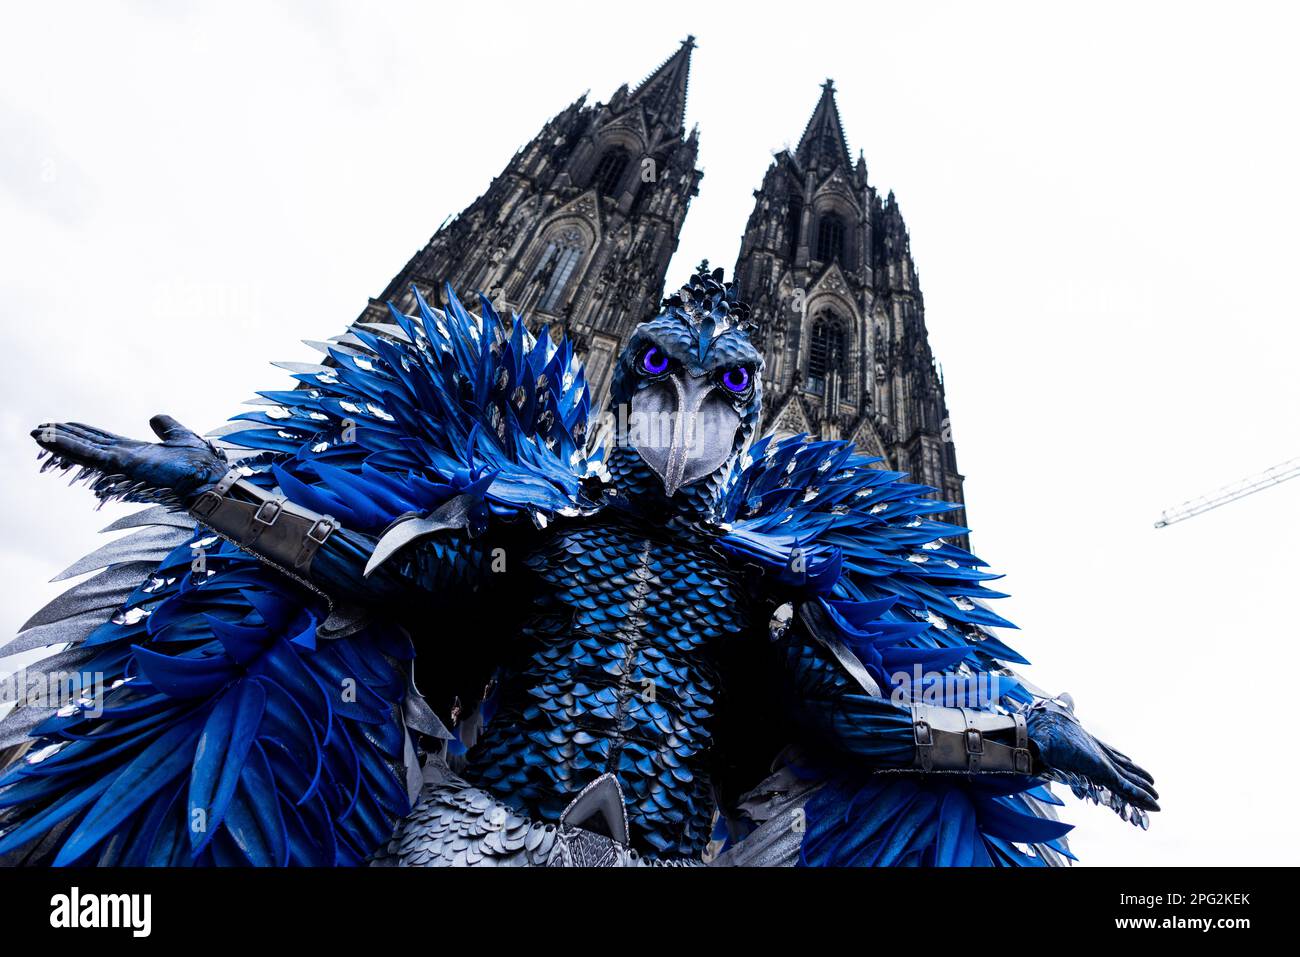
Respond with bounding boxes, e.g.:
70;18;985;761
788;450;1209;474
1;1;1297;866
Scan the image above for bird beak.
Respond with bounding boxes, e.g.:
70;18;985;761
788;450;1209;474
631;370;741;497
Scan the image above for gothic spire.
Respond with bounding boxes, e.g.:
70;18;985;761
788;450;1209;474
795;79;851;170
627;36;695;134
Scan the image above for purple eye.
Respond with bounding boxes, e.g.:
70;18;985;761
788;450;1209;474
640;346;670;376
722;366;751;393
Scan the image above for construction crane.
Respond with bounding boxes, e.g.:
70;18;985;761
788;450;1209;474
1155;456;1300;528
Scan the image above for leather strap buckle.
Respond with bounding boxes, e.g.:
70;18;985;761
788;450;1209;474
912;704;935;771
291;515;337;569
253;498;284;527
307;517;336;545
191;489;222;519
1013;748;1033;774
913;720;933;746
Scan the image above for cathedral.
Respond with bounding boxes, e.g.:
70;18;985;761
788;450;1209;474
357;38;966;535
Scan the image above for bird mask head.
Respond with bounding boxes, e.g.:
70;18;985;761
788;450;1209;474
607;264;764;499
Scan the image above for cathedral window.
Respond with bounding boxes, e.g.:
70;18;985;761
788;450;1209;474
531;229;585;313
591;148;631;197
807;311;848;398
815;212;845;264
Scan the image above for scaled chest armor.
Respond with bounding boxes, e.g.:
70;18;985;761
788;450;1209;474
467;512;753;857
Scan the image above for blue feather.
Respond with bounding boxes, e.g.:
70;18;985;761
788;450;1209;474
188;680;267;854
52;716;204;865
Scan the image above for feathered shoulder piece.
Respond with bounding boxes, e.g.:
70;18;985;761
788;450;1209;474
713;433;1031;705
219;285;601;537
712;435;1088;866
0;287;599;866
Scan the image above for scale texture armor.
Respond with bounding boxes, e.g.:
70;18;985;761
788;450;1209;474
466;508;752;857
373;766;558;867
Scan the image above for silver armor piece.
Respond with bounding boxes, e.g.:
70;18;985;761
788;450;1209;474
371;758;558;867
373;762;700;867
364;493;480;577
911;702;1032;773
190;468;336;574
546;774;637;867
632;371;741;498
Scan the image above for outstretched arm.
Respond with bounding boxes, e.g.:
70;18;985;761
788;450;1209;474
32;415;497;608
773;602;1160;820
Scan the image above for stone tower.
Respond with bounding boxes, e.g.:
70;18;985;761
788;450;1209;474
359;38;702;403
733;80;967;534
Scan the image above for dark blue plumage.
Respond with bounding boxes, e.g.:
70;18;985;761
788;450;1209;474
0;535;415;865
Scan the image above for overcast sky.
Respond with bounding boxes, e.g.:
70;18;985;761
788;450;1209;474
2;1;1297;866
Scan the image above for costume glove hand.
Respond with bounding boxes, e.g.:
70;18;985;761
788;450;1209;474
1027;696;1159;826
32;414;228;507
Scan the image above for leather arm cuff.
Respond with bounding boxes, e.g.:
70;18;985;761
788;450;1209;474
911;703;1033;774
190;467;337;574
